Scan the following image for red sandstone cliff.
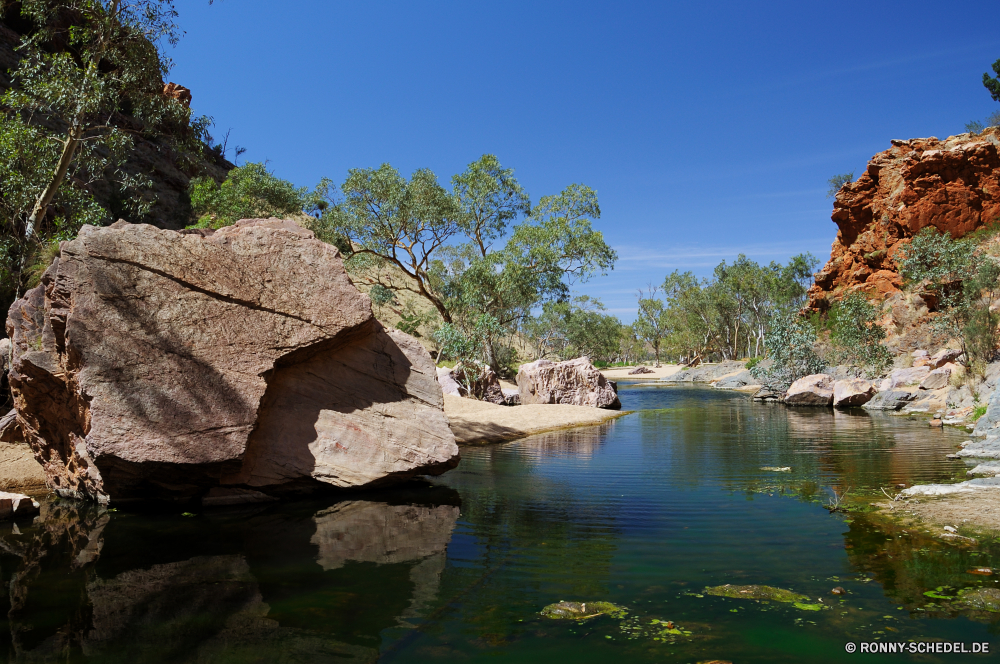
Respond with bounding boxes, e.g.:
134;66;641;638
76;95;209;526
807;128;1000;311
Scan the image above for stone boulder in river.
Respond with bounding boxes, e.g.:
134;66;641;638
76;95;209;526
517;357;621;409
783;374;834;406
832;378;876;407
6;219;459;503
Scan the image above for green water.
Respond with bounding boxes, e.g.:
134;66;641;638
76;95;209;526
2;384;999;663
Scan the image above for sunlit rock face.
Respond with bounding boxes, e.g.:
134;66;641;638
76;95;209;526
807;128;1000;311
517;357;621;409
6;219;458;503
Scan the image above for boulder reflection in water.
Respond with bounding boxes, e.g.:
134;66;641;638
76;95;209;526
0;495;459;662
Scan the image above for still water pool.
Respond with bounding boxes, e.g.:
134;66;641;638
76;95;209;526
1;384;997;663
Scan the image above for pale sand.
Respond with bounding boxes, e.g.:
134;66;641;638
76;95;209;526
0;441;46;494
601;365;684;381
444;394;628;445
880;492;1000;534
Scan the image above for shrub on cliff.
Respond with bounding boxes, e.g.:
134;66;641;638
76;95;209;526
899;227;1000;375
828;292;892;378
189;163;312;228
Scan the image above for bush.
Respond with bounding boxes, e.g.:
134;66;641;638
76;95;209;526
751;312;825;390
898;227;1000;375
828;292;893;378
189;162;309;229
744;357;761;370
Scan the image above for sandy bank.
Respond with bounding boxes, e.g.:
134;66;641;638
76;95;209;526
900;493;1000;532
601;365;684;381
444;395;628;445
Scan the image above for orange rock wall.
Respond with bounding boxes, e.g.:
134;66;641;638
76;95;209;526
807;128;1000;310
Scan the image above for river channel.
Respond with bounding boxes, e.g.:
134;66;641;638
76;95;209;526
0;383;996;662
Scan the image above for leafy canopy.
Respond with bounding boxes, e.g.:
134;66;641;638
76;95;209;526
189;162;312;229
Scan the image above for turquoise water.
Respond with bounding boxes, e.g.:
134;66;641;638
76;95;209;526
2;384;998;662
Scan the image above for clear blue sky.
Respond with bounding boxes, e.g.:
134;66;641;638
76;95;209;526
171;0;1000;320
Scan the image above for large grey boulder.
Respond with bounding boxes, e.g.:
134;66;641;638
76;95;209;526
713;370;759;389
879;366;930;391
783;374;834;406
919;367;952;390
6;220;459;504
517;357;621;409
832;378;876;407
863;389;917;411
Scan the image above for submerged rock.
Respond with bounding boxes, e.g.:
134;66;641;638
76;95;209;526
957;587;1000;612
704;584;810;603
540;601;627;620
517;357;620;409
6;220;459;503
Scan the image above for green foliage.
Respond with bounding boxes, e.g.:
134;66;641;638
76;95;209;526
827;172;855;198
751;312;825;390
744;357;761;370
964;110;1000;134
984;58;1000;104
974;404;989;421
634;286;670;366
0;0;190;311
828;292;893;378
433;314;504;365
899;227;1000;374
189;163;310;228
523;296;625;364
314;155;616;373
655;253;819;363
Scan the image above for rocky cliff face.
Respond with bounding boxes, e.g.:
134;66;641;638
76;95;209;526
6;219;459;503
807;128;1000;311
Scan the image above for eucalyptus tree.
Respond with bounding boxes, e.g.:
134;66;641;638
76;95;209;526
319;156;616;372
634;285;671;367
319;163;462;322
1;0;188;302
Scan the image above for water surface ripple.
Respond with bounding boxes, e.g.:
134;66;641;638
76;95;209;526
1;384;997;663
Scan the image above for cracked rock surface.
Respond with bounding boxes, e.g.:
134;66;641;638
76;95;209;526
5;219;458;503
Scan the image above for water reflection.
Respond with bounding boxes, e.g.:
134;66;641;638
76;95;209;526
0;491;459;662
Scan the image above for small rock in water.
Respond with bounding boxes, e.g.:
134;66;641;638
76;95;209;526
967;567;994;576
831;587;846;595
0;492;39;520
957;587;1000;612
704;584;809;603
944;525;958;533
540;600;627;620
929;418;943;427
760;466;792;472
946;454;961;459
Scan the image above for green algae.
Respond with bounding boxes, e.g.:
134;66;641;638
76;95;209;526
704;584;809;603
540;601;628;620
956;587;1000;612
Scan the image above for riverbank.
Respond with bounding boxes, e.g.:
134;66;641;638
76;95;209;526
444;394;627;445
880;492;1000;535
